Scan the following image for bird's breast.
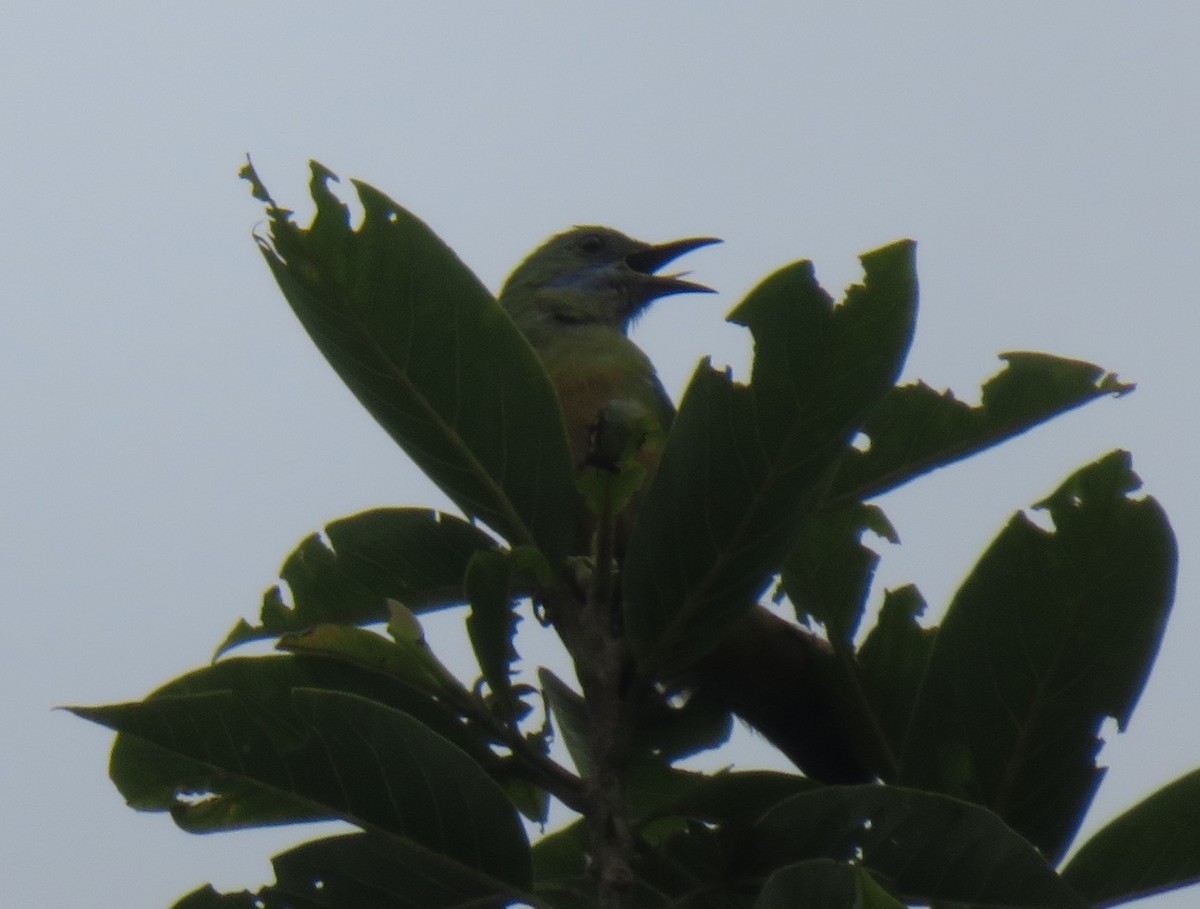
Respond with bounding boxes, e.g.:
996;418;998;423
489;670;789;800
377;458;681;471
535;328;671;466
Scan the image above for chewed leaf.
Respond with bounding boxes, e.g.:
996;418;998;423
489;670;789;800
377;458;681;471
174;832;532;908
244;161;578;565
218;507;498;655
745;785;1085;908
624;241;917;674
832;352;1133;505
901;451;1176;861
72;687;531;887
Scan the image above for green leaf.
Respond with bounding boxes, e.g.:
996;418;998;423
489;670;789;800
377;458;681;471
741;785;1086;908
623;765;716;837
647;770;817;828
75;656;493;832
531;821;597;909
540;667;732;781
73;688;531;887
638;820;740;908
465;547;546;718
900;451;1177;861
852;867;909;909
531;818;588;881
779;503;897;646
1061;768;1200;907
831;353;1133;506
539;668;592;776
244;162;578;564
532;818;705;909
219;507;499;653
856;584;936;775
757;860;905;909
173;831;532;909
280;617;468;701
624;241;918;674
631;687;734;766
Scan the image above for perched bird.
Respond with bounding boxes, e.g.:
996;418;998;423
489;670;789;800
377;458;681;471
498;227;871;784
499;226;715;474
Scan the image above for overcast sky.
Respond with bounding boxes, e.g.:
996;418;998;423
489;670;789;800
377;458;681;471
6;3;1200;906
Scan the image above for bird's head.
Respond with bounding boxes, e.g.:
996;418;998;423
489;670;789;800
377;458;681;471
499;226;720;335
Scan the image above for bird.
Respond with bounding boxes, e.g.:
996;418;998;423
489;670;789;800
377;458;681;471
498;226;871;784
499;226;711;473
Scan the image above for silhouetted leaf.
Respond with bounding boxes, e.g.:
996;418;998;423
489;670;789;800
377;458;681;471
531;821;596;909
171;831;529;909
73;689;531;887
76;656;492;832
856;584;936;775
901;451;1176;861
244;161;577;564
1062;769;1200;908
539;668;591;777
220;507;499;654
779;503;897;645
639;820;738;908
631;688;734;766
741;785;1085;908
279;619;468;702
647;770;816;828
756;860;905;909
831;353;1132;506
625;241;917;674
465;546;546;718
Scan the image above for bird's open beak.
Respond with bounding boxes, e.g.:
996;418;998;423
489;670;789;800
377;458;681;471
625;236;722;299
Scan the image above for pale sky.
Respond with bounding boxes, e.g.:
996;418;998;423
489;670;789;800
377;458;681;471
6;3;1200;906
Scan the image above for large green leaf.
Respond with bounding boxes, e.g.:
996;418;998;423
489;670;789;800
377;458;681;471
1061;769;1200;907
529;759;812;906
243;161;577;564
778;503;897;646
756;860;905;909
830;353;1132;507
638;820;745;909
645;770;817;829
741;785;1086;908
532;817;726;909
855;584;937;777
220;507;498;653
624;241;917;674
530;820;594;909
172;832;533;909
72;688;531;887
74;656;494;832
629;688;734;767
900;451;1176;862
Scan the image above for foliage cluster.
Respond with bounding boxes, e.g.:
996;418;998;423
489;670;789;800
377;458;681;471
73;163;1195;909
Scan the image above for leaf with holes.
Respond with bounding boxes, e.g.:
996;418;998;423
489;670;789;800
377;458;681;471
72;688;531;887
624;241;917;674
220;507;500;654
900;451;1176;861
244;162;578;565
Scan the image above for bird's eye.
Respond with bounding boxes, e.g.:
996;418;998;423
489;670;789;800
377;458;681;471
579;234;605;255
